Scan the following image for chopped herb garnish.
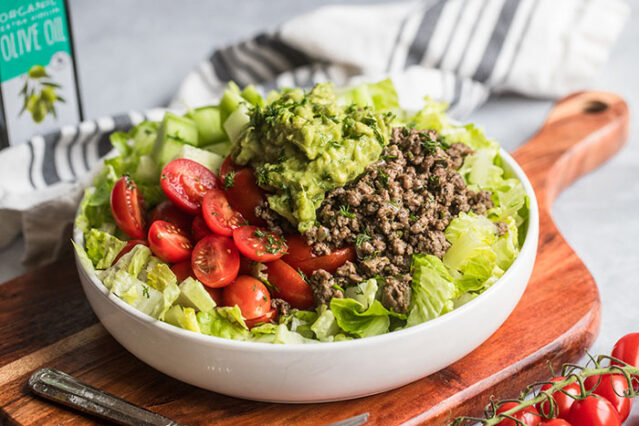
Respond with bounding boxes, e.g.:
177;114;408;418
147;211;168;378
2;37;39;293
378;170;389;188
409;213;417;222
332;283;345;292
224;170;236;189
298;269;309;282
339;205;356;219
355;230;371;246
142;285;150;298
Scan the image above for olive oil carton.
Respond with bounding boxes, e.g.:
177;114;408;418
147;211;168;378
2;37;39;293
0;0;82;148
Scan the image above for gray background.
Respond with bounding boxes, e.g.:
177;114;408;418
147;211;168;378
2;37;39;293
1;0;638;416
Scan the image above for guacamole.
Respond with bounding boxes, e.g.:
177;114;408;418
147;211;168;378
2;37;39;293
232;83;393;231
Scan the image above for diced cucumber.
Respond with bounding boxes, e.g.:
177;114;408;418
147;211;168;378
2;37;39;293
220;82;244;121
203;141;232;158
154;112;199;165
223;105;250;144
175;145;224;174
177;277;216;312
241;84;263;106
131;121;158;155
165;305;188;328
189;106;226;145
134;155;159;183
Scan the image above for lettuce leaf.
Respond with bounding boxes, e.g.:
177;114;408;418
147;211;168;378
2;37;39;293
197;308;249;341
338;78;400;112
407;254;458;327
84;229;125;270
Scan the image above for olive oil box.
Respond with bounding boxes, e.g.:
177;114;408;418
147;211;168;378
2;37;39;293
0;0;82;148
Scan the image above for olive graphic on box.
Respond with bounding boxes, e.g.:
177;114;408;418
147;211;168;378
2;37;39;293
19;65;66;123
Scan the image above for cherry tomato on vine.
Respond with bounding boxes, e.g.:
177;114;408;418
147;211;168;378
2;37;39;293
496;402;541;426
191;234;239;288
202;188;245;236
110;176;146;239
160;158;221;215
282;235;355;276
232;226;287;262
112;239;148;266
222;275;271;320
149;200;192;233
540;419;571;426
265;259;314;310
611;333;639;368
148;220;192;263
585;374;632;422
536;376;581;419
567;395;621;426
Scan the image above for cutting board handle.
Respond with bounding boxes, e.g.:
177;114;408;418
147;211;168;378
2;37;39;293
513;91;629;209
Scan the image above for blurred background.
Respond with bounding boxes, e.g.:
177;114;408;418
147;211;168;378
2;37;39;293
1;0;638;370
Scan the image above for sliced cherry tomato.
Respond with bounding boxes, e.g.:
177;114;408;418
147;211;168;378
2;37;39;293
567;396;621;426
110;176;146;238
265;259;314;309
536;377;581;419
232;226;287;262
239;255;255;275
112;239;148;266
496;402;541;426
205;287;223;306
222;275;271;320
282;235;355;275
170;260;196;282
541;420;571;426
148;220;192;263
160;158;221;215
225;168;267;226
245;309;277;328
202;188;245;236
585;374;632;422
219;156;242;180
149;200;192;233
191;215;212;242
191;234;239;288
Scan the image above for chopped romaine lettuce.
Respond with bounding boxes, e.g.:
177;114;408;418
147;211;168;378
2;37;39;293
407;254;458;327
85;229;125;270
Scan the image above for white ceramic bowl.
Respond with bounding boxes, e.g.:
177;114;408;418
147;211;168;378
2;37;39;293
74;148;538;403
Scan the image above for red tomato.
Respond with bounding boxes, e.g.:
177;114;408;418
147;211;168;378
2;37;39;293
191;215;212;242
160;158;221;215
110;176;146;238
170;260;195;282
265;260;314;309
149;200;192;233
282;235;355;275
222;275;271;320
239;255;255;275
219;156;242;180
112;239;148;266
205;287;223;306
232;226;287;262
224;168;267;226
191;234;239;288
611;333;639;368
585;374;632;422
201;188;245;236
148;220;192;263
496;402;541;426
536;377;581;419
567;396;621;426
541;420;571;426
245;309;277;328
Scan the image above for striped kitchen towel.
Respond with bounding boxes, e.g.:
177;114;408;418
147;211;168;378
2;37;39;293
0;0;629;267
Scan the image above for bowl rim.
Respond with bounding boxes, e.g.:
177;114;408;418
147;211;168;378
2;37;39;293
74;147;539;352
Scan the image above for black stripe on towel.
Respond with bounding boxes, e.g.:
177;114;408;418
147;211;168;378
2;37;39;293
405;0;446;67
97;114;133;158
41;131;61;185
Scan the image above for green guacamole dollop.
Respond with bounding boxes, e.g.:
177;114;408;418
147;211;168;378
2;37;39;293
232;83;393;232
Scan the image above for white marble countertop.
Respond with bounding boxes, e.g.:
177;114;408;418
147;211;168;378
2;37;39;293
1;0;637;419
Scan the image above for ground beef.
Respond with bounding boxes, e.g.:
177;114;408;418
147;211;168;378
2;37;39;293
303;127;498;313
271;298;291;318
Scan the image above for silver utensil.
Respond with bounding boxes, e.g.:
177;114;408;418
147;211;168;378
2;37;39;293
327;412;369;426
28;368;180;426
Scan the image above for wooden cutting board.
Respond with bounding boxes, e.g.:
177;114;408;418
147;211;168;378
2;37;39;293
0;91;628;425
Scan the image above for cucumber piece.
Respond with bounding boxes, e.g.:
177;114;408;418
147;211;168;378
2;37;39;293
241;84;263;106
164;305;188;328
175;145;224;174
223;105;250;144
183;307;201;332
131;121;159;155
220;82;244;121
154;112;199;165
176;277;216;312
134;155;159;183
203;141;232;158
189;106;226;145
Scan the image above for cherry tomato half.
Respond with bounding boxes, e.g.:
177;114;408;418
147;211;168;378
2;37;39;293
245;309;277;328
232;226;287;262
585;374;632;422
222;275;271;320
205;287;223;306
202;188;245;236
112;239;148;266
148;220;192;263
536;377;581;419
219;156;242;180
110;176;146;239
160;158;221;215
191;234;239;288
567;396;621;426
191;215;212;242
170;260;196;282
225;168;267;226
239;255;256;275
149;200;193;233
282;235;355;276
265;259;314;309
496;402;541;426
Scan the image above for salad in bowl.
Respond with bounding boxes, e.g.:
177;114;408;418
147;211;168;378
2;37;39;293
74;79;529;345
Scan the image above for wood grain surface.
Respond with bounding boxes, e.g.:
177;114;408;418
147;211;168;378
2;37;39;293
0;91;628;425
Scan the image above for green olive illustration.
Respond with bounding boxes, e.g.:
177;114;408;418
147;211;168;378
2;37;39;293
19;65;64;123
